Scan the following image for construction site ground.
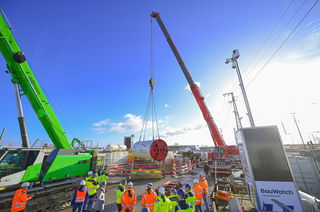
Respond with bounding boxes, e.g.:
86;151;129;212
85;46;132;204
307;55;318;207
59;168;254;212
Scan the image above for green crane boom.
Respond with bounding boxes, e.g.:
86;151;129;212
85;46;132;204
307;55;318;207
0;11;72;149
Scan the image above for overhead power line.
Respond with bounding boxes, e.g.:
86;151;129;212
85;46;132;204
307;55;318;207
243;0;295;73
246;0;320;87
230;0;298;92
244;0;307;80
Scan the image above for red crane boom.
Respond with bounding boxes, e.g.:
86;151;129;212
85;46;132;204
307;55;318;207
151;12;226;147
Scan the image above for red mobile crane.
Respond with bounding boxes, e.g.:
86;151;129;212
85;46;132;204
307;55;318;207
151;12;239;159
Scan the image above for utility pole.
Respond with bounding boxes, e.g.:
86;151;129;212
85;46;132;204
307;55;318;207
291;113;306;149
223;92;243;130
281;121;290;135
226;49;255;127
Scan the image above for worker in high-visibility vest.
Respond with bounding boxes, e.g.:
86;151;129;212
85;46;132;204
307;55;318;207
175;189;193;212
184;184;195;210
71;180;88;212
154;187;171;212
11;182;33;212
85;171;93;181
98;170;110;184
84;171;100;212
199;174;209;212
116;179;126;212
120;182;136;212
168;188;179;212
193;179;203;212
141;183;157;212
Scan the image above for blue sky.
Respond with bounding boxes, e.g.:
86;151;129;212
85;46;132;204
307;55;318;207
1;0;320;147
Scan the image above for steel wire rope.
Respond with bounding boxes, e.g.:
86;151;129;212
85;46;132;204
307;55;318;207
151;89;155;139
152;91;161;139
246;0;319;88
139;93;151;141
139;17;161;141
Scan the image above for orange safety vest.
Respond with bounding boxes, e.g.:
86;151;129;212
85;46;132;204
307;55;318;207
141;189;157;212
193;183;203;205
75;189;87;203
121;188;137;212
199;177;209;194
11;188;32;212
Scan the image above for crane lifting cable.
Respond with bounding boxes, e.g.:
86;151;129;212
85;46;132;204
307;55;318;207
133;17;168;161
138;17;161;141
138;77;160;141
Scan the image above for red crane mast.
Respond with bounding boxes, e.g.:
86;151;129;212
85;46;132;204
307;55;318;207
151;12;226;147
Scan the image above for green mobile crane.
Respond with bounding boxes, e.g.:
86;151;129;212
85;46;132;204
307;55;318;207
0;9;97;208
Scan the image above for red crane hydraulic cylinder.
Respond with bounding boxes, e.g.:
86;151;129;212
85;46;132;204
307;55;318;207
132;139;168;161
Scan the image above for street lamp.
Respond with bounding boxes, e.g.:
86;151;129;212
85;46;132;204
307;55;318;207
226;49;255;127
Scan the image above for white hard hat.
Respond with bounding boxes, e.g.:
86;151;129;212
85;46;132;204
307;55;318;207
193;179;199;184
80;180;86;186
21;182;30;188
87;171;93;176
159;187;165;194
127;182;133;188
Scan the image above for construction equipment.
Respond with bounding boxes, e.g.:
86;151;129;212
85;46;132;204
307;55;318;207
151;12;238;159
0;9;98;210
132;139;168;161
0;128;6;144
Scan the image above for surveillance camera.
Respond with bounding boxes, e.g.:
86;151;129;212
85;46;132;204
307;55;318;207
232;49;240;59
225;58;231;64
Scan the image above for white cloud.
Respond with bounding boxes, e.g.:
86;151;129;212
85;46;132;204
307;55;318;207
93;114;143;134
185;82;201;91
93;127;109;135
92;119;110;127
108;114;142;133
164;104;171;108
161;123;206;138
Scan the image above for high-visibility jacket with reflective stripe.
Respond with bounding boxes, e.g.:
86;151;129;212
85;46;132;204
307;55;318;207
168;195;179;212
193;183;203;205
199;177;208;194
154;195;171;212
86;177;99;196
116;184;125;204
11;188;32;212
175;200;193;212
184;190;195;208
120;188;137;210
98;173;110;183
141;189;157;212
75;189;87;203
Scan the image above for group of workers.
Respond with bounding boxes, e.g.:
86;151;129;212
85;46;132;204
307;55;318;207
10;171;210;212
116;173;209;212
71;170;110;212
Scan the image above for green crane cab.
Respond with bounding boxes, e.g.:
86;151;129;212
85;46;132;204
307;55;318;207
0;148;96;190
